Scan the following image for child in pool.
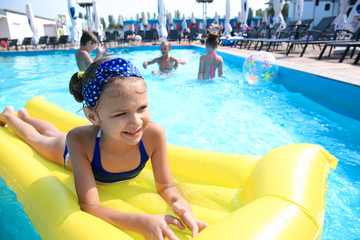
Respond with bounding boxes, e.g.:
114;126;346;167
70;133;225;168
143;41;186;77
76;30;113;71
198;32;224;80
0;58;208;240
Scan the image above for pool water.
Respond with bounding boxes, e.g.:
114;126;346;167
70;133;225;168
0;47;359;239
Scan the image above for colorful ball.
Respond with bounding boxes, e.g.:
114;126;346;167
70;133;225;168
242;52;279;85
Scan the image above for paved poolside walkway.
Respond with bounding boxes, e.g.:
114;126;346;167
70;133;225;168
216;44;360;86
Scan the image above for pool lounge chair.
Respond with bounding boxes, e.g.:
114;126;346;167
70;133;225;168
317;27;360;62
168;30;180;42
236;24;268;49
142;30;158;45
47;36;57;49
286;16;336;57
189;28;200;42
123;31;134;43
244;21;299;52
103;32;117;47
21;37;33;50
54;35;70;49
37;36;48;49
7;39;18;51
354;49;360;64
244;23;283;50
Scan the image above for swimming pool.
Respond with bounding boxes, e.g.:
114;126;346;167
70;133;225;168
0;46;359;239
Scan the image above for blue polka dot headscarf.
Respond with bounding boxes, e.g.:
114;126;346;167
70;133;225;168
82;58;143;107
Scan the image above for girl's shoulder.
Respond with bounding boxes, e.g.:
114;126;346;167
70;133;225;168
143;122;165;140
216;54;223;60
141;122;166;156
67;125;99;145
216;54;223;63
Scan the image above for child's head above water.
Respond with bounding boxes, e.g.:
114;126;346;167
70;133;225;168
69;58;146;110
205;32;219;52
160;41;171;56
80;30;98;46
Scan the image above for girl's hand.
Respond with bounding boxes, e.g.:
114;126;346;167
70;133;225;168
139;214;185;240
172;199;209;238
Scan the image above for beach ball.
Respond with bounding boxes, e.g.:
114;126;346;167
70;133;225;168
242;52;279;85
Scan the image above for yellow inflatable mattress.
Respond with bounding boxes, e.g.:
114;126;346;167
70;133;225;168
0;96;338;240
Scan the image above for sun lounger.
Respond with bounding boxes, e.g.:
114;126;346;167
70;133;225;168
317;27;360;62
21;37;33;50
104;32;117;46
286;16;336;57
7;39;18;51
168;30;180;42
37;36;48;49
354;50;360;64
236;24;268;49
142;30;158;44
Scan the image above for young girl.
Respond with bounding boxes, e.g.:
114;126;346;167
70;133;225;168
0;58;208;240
198;32;224;80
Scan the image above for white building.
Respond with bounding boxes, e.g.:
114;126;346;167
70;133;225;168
269;0;357;26
287;0;341;25
0;9;56;43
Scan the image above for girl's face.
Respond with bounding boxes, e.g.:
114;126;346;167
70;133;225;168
94;77;150;145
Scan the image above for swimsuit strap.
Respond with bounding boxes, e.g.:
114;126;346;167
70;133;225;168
138;139;148;162
91;129;102;171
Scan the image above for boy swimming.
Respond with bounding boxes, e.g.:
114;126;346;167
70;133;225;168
143;41;186;77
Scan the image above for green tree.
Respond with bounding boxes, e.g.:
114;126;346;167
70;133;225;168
282;3;289;18
108;15;116;29
175;10;181;19
153;13;156;19
248;8;253;19
255;9;263;17
79;12;83;18
266;7;274;18
100;17;106;30
136;13;140;21
147;12;151;20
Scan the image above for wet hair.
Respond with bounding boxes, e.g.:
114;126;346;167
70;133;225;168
205;31;218;49
69;58;146;109
160;41;171;49
80;30;98;46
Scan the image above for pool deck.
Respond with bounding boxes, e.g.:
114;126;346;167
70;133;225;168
216;44;360;87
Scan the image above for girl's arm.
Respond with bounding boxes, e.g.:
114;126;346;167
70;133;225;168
67;127;183;240
217;57;224;77
198;56;205;80
146;123;209;238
